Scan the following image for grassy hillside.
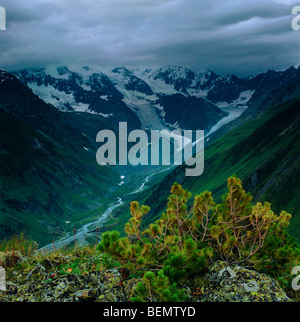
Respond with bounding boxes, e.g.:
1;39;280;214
0;72;122;245
109;95;300;241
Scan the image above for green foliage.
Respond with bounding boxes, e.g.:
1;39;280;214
0;231;38;257
139;97;300;244
98;176;300;296
208;177;296;268
131;270;186;302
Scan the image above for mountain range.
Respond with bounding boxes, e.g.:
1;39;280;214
125;67;300;241
0;64;300;245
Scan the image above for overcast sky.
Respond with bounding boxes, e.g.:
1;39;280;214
0;0;299;77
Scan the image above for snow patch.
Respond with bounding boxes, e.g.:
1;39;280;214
73;102;90;112
86;109;113;118
81;84;92;91
28;83;84;111
186;88;209;98
217;90;255;108
45;67;70;80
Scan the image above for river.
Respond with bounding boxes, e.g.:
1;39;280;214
38;104;243;253
38;198;123;253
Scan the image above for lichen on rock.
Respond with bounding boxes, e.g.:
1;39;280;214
199;261;293;302
0;252;295;302
0;265;140;302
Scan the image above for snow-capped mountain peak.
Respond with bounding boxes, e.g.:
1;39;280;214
12;64;300;134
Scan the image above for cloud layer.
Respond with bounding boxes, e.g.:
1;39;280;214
0;0;299;76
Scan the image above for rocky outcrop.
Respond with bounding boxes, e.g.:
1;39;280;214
199;261;292;302
0;264;140;302
0;256;293;302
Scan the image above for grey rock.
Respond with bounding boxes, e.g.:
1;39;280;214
199;261;292;302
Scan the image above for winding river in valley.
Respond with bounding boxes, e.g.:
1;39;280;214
38;166;176;252
39;104;244;252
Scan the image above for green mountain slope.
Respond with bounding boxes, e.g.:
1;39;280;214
129;95;300;241
0;71;121;245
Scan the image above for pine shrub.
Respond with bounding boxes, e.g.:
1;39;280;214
97;176;300;288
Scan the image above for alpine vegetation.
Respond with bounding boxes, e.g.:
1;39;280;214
98;177;300;301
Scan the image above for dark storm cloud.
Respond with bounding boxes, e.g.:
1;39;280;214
0;0;299;76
